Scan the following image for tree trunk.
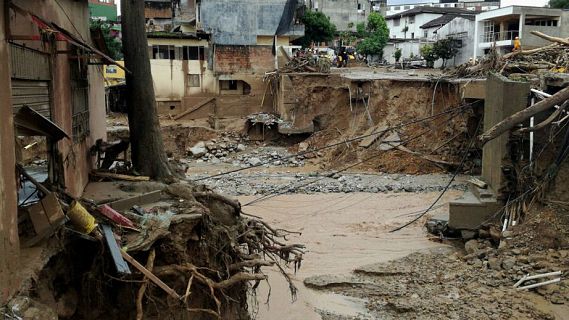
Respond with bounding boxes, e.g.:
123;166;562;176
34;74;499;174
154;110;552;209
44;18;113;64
121;0;174;181
479;85;569;145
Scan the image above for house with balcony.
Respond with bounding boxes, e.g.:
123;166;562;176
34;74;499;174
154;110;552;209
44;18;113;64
384;6;475;66
473;6;569;58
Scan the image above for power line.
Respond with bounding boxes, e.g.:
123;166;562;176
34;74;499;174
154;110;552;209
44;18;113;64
243;108;466;207
193;102;477;182
389;117;483;233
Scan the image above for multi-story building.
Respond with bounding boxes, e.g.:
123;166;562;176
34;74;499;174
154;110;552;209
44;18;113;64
383;6;476;66
308;0;372;31
1;0;113;300
386;0;499;16
473;5;569;58
142;0;305;119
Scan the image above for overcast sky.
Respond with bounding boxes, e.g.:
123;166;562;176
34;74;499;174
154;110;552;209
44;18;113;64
387;0;549;6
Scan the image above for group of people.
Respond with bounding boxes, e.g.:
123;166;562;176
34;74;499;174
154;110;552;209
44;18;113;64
294;47;355;68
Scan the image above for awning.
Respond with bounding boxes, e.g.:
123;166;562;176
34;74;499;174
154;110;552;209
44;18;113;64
14;106;70;141
9;3;129;74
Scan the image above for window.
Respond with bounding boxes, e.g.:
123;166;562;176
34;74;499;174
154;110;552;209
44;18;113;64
408;15;415;24
221;80;238;90
394;6;400;10
357;3;362;10
151;45;175;59
188;74;200;87
182;46;206;60
70;52;89;142
411;32;414;39
394;18;400;26
424;30;428;38
404;5;410;10
525;19;558;27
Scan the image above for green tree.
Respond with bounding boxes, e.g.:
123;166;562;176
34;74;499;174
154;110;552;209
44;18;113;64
90;20;123;60
420;44;437;68
297;10;337;48
433;38;458;68
356;22;366;38
356;12;389;57
339;31;356;46
393;48;402;62
549;0;569;8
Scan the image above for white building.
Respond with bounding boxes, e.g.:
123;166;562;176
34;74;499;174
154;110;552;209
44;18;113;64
473;6;569;58
383;6;476;66
386;0;499;16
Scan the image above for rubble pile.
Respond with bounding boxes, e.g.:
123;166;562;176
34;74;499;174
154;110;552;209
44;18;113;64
449;31;569;79
10;171;304;319
198;172;467;196
306;232;568;319
185;142;307;168
281;56;332;73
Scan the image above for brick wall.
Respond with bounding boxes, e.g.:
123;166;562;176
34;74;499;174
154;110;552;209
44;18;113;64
215;45;275;74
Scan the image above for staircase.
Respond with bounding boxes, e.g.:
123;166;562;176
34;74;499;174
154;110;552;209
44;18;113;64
448;180;501;231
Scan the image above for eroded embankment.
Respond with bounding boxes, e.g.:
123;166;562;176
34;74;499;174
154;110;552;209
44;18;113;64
280;74;481;175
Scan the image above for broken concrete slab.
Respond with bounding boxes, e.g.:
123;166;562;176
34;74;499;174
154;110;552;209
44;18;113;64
359;125;388;148
378;131;401;151
448;190;501;230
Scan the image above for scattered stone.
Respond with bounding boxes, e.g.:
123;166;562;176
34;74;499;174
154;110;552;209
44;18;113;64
247;157;262;166
465;240;479;254
461;230;477;240
189;141;207;158
488;257;502;270
501;257;516;270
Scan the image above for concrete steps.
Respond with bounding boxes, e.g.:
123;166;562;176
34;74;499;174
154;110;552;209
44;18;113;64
448;180;501;231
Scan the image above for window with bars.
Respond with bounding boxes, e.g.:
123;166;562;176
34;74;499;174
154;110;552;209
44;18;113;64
188;74;200;87
70;55;90;142
151;45;175;59
182;46;206;60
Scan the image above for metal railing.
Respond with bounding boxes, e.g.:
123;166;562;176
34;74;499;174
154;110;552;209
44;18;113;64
481;30;519;43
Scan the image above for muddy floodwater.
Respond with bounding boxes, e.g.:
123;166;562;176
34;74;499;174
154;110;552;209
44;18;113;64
239;191;461;319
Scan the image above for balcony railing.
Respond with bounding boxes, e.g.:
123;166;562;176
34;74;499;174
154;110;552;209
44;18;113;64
481;30;519;43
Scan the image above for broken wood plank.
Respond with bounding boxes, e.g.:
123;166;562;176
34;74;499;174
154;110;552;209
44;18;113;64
121;249;181;300
102;224;131;274
108;190;162;211
173;97;215;120
468;178;488;189
359;125;388;148
90;171;150;182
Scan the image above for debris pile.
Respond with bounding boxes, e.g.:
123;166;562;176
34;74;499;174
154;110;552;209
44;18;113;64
304;205;569;319
11;168;304;319
281;56;332;73
449;31;569;78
